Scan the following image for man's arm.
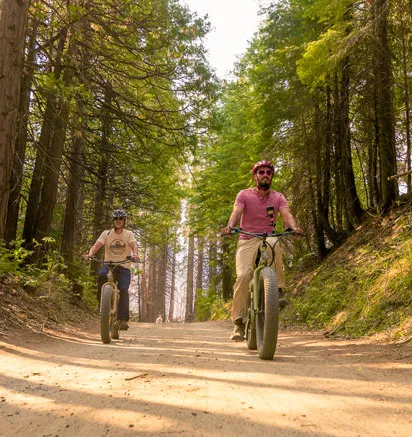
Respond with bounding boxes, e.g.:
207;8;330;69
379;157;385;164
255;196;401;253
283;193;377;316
83;240;104;260
129;240;139;260
279;207;303;234
221;205;244;235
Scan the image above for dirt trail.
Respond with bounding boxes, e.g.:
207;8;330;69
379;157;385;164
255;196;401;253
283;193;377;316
0;320;411;436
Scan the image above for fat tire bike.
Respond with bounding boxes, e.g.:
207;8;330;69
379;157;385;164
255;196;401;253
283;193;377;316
88;257;132;344
229;227;299;360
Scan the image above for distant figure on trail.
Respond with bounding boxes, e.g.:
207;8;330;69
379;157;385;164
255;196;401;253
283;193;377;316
83;209;138;331
221;160;303;342
156;315;163;324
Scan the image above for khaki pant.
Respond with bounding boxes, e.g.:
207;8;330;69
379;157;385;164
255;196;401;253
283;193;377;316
232;237;284;323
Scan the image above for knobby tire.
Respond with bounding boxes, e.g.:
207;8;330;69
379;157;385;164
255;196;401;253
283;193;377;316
256;267;279;360
101;284;115;344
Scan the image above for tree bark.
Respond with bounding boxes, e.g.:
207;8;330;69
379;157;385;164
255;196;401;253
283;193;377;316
5;19;37;244
373;0;398;208
0;0;30;239
221;238;232;301
34;37;77;247
195;235;204;293
338;56;364;229
61;98;87;265
22;27;67;246
398;2;412;192
168;240;177;321
208;241;217;295
185;234;195;322
92;83;113;240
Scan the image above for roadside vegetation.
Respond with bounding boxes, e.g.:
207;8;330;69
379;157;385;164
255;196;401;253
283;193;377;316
284;201;412;341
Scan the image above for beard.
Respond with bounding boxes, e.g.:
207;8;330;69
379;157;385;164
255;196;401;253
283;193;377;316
257;180;271;190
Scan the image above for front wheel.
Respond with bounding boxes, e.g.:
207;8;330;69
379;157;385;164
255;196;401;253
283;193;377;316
101;284;115;344
256;267;279;360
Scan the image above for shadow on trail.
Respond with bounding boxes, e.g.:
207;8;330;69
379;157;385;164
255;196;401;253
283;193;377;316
0;372;400;437
1;322;411;397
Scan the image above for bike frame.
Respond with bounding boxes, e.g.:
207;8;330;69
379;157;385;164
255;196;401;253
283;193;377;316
101;264;119;317
251;239;273;326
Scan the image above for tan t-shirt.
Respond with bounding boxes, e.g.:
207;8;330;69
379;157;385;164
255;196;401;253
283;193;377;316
97;229;137;269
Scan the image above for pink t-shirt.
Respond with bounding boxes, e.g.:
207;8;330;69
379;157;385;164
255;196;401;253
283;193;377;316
234;188;288;239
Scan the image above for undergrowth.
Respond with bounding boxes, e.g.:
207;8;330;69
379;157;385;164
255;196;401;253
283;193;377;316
195;289;231;321
0;239;96;309
288;214;412;340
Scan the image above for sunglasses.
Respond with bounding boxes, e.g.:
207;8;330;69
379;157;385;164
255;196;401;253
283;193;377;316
113;218;125;221
257;169;273;176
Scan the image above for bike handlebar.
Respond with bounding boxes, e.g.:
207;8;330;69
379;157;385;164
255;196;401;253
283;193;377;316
227;227;303;238
85;256;140;264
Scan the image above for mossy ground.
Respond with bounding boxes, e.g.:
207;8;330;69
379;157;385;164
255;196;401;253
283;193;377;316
285;201;412;341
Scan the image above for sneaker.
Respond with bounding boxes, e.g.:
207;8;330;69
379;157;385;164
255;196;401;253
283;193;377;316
230;319;245;342
118;320;129;331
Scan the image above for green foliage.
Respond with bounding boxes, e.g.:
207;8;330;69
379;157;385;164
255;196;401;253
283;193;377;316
195;289;231;321
0;239;33;276
289;226;412;338
296;29;343;87
0;237;100;311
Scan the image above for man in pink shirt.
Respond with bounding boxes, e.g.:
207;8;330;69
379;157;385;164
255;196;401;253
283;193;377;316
221;160;303;341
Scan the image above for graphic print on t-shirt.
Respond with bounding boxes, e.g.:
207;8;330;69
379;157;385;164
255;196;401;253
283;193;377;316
110;239;126;255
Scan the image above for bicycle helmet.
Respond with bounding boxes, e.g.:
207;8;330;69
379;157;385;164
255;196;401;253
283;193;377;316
111;209;127;220
252;160;275;175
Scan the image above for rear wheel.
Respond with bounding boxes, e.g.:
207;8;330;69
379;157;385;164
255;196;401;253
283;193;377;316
101;284;115;344
256;267;279;360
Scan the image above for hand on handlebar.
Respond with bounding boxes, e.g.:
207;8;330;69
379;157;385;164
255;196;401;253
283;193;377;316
82;254;94;261
220;226;233;237
284;227;304;237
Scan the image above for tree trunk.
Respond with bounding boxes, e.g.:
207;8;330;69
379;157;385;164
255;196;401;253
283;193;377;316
61;98;87;265
185;234;195;322
140;243;148;322
398;2;412;192
156;243;167;320
0;0;30;239
373;0;398;208
221;238;232;301
93;83;113;239
208;241;217;295
61;3;91;265
5;19;37;244
195;235;204;293
168;240;177;321
22;28;67;246
148;247;157;322
34;38;77;247
313;97;328;258
338;56;364;228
